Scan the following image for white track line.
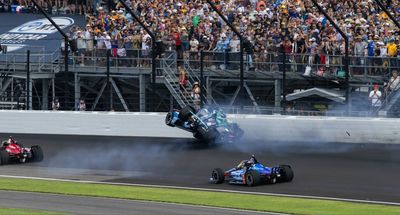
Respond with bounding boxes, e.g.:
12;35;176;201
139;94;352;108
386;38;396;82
0;175;399;206
0;190;282;215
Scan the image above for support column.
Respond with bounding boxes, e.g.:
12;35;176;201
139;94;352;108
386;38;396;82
206;77;212;105
42;79;49;110
275;79;281;107
169;94;173;110
51;78;55;102
74;73;80;111
139;74;146;112
28;79;32;110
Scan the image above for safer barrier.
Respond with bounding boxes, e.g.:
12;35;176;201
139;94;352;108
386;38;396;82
0;110;399;144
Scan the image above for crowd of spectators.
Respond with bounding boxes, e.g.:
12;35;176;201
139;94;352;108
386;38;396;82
61;0;400;75
4;0;400;74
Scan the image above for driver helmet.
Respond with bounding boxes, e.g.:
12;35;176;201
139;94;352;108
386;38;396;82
237;160;248;169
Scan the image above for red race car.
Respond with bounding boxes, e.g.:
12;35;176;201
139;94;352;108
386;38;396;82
0;137;43;165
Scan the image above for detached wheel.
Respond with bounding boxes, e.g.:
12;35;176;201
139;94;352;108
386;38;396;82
179;105;195;121
245;170;261;186
279;165;294;182
31;145;44;162
165;112;175;127
0;150;9;165
211;168;225;184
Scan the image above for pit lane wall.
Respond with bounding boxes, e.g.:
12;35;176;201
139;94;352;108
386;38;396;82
1;110;399;144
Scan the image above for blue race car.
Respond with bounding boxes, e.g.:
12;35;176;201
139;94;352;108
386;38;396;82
210;156;294;186
165;105;244;144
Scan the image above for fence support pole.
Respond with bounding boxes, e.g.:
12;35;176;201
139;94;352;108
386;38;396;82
282;48;286;115
106;50;112;110
200;50;205;107
26;50;30;110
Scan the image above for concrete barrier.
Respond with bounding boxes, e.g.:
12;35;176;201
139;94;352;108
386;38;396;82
0;110;399;144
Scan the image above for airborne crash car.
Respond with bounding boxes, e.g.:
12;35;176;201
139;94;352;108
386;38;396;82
0;137;44;165
210;156;294;186
165;105;244;143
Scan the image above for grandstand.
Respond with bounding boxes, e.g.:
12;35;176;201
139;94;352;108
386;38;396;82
0;0;400;116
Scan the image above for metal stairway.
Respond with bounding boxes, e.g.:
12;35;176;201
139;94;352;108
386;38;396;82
182;56;217;106
161;53;194;108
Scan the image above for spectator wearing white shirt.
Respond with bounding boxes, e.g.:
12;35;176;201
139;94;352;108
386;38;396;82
369;84;382;114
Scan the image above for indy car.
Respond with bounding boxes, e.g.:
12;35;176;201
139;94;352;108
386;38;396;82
210;156;294;186
165;105;244;143
0;137;44;165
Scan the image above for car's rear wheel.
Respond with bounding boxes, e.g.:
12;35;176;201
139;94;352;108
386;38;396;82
31;145;44;162
211;168;225;184
0;150;9;165
279;165;294;182
165;112;175;127
245;170;261;186
179;105;195;121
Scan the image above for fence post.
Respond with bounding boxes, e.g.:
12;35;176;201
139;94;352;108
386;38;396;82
26;50;30;110
200;50;204;107
106;50;112;110
282;47;287;115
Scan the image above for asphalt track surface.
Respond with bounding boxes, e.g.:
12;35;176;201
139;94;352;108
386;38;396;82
1;134;400;204
0;190;271;215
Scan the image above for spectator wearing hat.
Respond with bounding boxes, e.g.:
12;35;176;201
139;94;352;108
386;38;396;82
369;84;382;115
189;36;200;67
191;82;201;110
386;70;400;94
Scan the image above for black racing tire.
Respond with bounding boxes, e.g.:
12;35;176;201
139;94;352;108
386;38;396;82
279;165;294;182
269;176;277;184
0;150;9;165
179;105;195;121
193;132;203;139
165;112;175;127
245;170;261;186
199;127;218;143
31;145;44;162
211;168;225;184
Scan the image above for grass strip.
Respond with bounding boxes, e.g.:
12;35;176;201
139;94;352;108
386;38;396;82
0;177;398;215
0;207;66;215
